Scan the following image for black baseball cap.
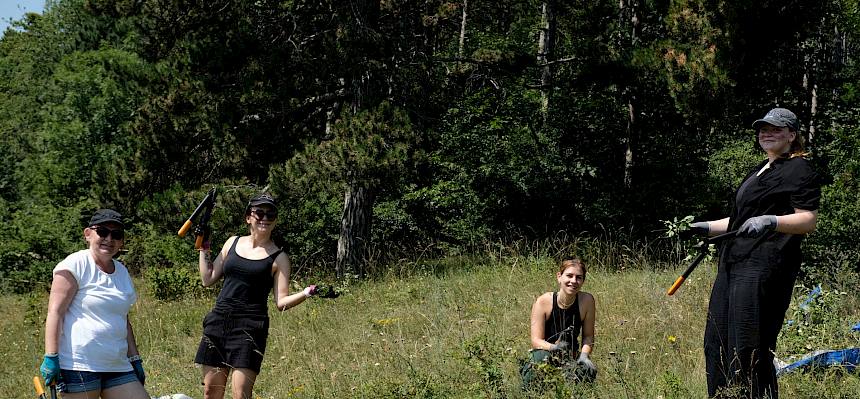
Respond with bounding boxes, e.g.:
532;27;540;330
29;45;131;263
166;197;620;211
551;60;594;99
247;193;277;209
752;108;800;132
89;209;124;227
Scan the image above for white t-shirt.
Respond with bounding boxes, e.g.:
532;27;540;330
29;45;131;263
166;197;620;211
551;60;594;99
55;249;137;372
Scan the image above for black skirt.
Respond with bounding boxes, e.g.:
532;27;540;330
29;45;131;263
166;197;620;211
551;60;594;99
194;310;270;373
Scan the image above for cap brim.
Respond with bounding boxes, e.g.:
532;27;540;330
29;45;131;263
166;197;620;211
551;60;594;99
752;117;789;130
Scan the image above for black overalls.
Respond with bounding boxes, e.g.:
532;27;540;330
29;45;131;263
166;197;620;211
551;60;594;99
704;156;821;398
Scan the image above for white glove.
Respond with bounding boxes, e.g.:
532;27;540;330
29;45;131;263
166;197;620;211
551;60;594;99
302;285;318;298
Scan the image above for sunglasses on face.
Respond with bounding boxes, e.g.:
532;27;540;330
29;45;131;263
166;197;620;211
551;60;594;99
90;226;125;240
250;209;278;221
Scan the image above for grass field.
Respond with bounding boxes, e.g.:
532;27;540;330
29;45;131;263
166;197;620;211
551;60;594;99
3;253;859;398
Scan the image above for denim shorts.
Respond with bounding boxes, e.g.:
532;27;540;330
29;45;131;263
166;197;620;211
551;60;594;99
58;369;138;393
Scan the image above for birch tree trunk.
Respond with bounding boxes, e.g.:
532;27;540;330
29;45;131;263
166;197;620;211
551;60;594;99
537;0;556;121
620;0;639;189
458;0;468;60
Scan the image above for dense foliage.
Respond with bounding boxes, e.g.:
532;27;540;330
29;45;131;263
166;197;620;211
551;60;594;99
1;0;857;290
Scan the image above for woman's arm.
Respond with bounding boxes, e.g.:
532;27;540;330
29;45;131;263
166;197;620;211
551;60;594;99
579;293;596;356
126;318;140;357
45;270;77;354
529;293;555;350
706;217;731;235
199;237;231;287
775;209;818;235
273;253;309;311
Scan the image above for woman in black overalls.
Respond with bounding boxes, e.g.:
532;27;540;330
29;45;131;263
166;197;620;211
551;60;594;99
688;108;821;398
522;258;597;389
195;194;317;399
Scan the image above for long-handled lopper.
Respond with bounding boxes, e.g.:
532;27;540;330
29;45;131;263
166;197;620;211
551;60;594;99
33;376;57;399
667;230;737;295
177;187;217;249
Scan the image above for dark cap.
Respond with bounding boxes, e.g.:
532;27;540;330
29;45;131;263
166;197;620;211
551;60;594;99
752;108;799;132
89;209;124;227
247;193;277;209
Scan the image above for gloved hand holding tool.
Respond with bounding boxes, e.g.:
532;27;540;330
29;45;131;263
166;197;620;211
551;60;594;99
574;352;597;382
303;285;318;297
736;215;777;238
178;187;217;250
39;354;59;386
667;230;737;295
33;375;57;399
685;221;710;237
548;340;569;352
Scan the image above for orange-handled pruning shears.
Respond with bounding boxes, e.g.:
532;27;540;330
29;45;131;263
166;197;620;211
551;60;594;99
667;230;737;296
178;187;217;249
33;376;57;399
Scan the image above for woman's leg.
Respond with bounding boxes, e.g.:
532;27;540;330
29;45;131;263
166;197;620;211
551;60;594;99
230;368;258;399
102;380;150;399
202;365;229;399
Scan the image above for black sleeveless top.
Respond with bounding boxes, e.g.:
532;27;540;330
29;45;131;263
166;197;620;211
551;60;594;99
544;292;583;352
213;237;282;315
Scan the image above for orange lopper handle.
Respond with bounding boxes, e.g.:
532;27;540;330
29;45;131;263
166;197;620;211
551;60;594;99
178;219;193;237
33;376;46;399
667;275;686;296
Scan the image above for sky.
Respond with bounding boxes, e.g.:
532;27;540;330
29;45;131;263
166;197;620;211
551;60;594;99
0;0;46;36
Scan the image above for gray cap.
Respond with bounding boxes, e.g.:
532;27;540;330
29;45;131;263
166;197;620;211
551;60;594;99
752;108;799;132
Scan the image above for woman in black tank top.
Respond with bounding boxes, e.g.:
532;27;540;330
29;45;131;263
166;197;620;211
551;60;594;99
194;194;318;399
521;258;597;390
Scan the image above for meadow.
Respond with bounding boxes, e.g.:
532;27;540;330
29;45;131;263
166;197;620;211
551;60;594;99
3;248;859;399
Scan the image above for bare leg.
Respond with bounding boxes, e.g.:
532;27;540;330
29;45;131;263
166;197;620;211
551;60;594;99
202;365;229;399
102;380;150;399
230;368;258;399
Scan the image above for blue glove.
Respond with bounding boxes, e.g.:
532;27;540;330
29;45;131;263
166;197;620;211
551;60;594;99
130;357;145;385
40;354;60;384
737;215;777;238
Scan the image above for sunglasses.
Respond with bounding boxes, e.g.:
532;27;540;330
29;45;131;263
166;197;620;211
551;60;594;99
250;208;278;221
90;226;125;240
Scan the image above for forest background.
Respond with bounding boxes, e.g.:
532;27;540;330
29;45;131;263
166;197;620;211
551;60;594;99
2;1;860;397
0;0;858;299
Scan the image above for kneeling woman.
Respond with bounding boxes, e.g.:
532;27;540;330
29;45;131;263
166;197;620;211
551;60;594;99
523;258;596;388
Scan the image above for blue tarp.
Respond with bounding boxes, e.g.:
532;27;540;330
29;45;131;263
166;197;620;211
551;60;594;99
776;348;860;376
853;321;860;332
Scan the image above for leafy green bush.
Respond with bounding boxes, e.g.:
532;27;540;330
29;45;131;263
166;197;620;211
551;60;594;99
778;285;856;357
145;266;206;301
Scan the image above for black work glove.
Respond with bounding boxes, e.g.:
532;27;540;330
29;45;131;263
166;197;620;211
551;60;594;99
737;215;777;238
679;221;710;239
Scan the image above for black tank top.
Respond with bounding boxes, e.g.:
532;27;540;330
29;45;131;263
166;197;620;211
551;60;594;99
544;292;583;351
213;237;282;315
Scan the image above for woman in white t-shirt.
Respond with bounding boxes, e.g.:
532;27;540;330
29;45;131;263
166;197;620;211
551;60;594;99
40;209;149;399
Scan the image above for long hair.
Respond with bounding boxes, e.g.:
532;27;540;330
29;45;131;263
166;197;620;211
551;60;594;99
788;129;808;158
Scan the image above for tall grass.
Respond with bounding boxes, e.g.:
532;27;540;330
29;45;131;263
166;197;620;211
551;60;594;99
4;238;859;398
